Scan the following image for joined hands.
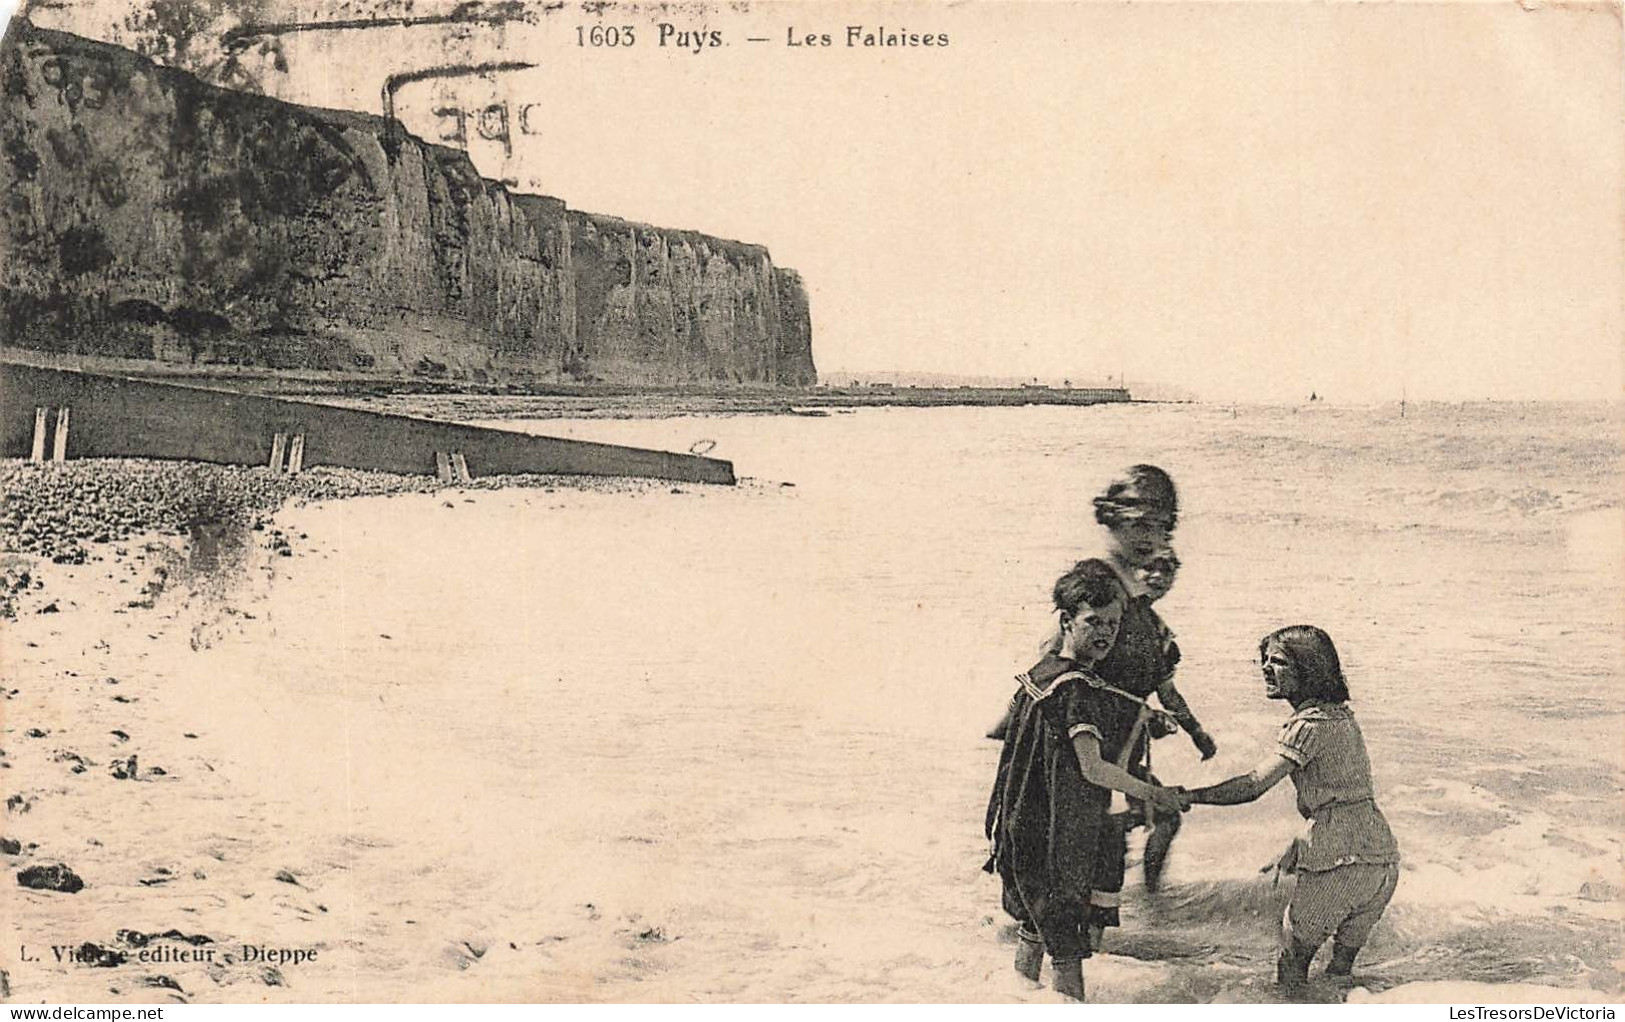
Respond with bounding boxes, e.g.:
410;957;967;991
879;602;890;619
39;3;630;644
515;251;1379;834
1147;785;1193;814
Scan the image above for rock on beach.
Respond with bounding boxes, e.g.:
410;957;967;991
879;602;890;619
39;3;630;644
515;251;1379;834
16;863;85;894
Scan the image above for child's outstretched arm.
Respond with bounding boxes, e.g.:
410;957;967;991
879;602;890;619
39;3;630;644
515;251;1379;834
1156;680;1218;760
1072;734;1189;814
1186;752;1294;806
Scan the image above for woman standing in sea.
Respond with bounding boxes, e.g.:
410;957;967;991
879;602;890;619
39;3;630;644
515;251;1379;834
988;466;1218;938
1078;465;1217;936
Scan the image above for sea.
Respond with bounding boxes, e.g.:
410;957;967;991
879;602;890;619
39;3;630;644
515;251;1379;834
235;400;1622;1001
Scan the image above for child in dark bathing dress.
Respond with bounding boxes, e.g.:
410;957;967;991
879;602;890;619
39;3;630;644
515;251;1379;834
986;468;1216;948
1017;470;1217;908
1186;626;1401;991
984;559;1189;1001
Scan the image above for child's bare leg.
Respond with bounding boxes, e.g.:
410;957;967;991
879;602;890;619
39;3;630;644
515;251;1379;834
1014;926;1044;981
1051;957;1085;1001
1085;897;1119;953
1027;904;1089;1000
1143;805;1182;892
1276;936;1321;991
1326;943;1360;978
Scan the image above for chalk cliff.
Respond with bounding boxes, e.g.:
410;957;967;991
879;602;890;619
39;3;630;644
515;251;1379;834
0;22;817;386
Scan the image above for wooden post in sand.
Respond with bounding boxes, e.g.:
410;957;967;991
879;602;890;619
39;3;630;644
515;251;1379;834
451;452;471;483
30;408;48;463
435;451;453;483
269;433;288;471
286;434;306;474
51;407;69;462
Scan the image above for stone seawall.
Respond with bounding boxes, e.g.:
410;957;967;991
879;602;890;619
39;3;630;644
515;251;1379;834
0;23;816;388
1;361;736;485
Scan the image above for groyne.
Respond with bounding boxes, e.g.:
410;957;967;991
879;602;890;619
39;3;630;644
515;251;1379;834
1;361;735;485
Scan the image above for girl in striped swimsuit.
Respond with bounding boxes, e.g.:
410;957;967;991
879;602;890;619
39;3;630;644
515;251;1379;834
1186;625;1400;990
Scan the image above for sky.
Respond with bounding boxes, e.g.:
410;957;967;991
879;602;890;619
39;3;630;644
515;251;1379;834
11;0;1625;401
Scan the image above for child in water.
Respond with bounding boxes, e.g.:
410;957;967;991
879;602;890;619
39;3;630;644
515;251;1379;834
1135;550;1209;761
1125;548;1209;893
1185;626;1401;990
1136;549;1178;602
984;559;1189;1001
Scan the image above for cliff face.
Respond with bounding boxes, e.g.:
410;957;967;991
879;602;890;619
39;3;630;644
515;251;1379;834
0;23;817;386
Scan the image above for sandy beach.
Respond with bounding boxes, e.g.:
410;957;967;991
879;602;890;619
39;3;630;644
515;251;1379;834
2;462;690;1003
4;401;1622;1004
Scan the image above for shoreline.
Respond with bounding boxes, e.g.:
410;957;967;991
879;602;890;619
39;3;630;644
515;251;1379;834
315;389;1146;422
0;349;1140;420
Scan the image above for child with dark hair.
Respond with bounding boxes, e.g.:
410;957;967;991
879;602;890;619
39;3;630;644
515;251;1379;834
984;559;1189;1001
1186;626;1400;991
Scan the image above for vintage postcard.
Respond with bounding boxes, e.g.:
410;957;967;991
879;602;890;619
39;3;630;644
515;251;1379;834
0;0;1620;1006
